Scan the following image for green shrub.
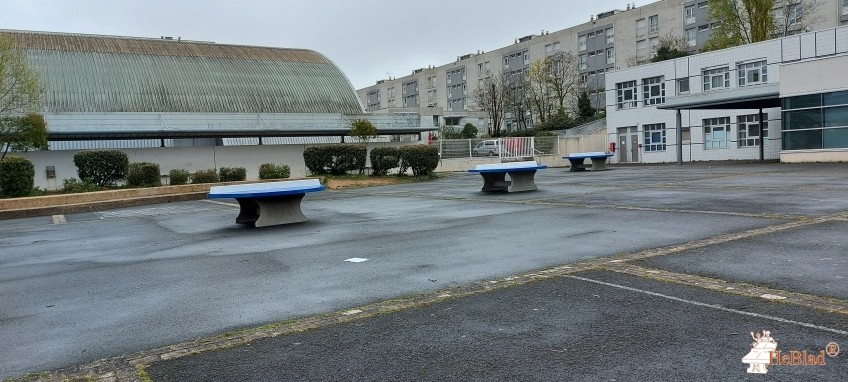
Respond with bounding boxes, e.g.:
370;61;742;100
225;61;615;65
169;169;190;185
259;163;291;180
219;167;246;182
73;149;129;187
0;156;35;197
398;145;439;177
303;144;367;175
369;147;400;176
61;178;100;194
191;169;219;184
126;162;161;188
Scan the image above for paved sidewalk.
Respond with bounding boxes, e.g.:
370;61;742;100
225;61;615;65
2;162;847;381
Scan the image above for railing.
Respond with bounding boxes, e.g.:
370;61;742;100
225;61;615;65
437;136;560;161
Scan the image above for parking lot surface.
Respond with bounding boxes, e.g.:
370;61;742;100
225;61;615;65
1;162;846;380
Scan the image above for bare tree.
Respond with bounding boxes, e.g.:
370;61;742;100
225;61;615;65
773;0;824;37
471;73;509;137
525;52;581;125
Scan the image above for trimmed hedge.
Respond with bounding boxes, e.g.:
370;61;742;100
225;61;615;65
303;144;367;175
369;147;400;176
259;163;291;180
61;178;100;194
169;169;190;186
73;149;129;187
219;167;246;182
191;169;219;184
399;145;439;176
0;156;35;197
126;162;161;188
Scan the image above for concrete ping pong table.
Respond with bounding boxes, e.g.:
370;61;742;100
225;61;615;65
563;152;614;171
468;161;547;192
208;179;325;227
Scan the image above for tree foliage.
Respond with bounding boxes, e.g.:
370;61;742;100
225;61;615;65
524;51;581;132
460;123;478;139
652;33;692;62
0;34;42;116
0;113;47;160
350;119;379;142
704;0;823;51
577;91;596;120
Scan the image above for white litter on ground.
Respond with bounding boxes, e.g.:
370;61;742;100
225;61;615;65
344;258;369;263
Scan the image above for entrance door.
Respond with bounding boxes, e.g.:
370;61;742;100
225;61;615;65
630;129;640;163
617;126;639;163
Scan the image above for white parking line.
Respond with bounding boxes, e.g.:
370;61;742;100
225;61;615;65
201;199;239;207
51;215;67;224
569;275;848;336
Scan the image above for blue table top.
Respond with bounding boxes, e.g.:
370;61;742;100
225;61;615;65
469;165;546;173
564;152;613;159
208;179;325;199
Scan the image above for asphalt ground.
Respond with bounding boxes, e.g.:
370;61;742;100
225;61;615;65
1;162;847;381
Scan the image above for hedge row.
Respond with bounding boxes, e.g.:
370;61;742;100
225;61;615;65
303;144;367;175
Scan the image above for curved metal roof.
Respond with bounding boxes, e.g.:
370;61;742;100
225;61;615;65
3;30;364;114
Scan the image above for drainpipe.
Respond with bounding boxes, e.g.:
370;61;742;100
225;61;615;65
759;108;765;161
676;109;683;165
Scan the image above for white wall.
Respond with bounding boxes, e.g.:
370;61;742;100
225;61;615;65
605;34;790;164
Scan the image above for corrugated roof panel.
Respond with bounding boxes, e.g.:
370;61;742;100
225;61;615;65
3;30;363;115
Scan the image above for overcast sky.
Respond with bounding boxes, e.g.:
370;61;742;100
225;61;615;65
1;0;629;90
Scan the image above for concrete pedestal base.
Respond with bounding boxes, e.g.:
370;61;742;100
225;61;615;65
235;193;307;227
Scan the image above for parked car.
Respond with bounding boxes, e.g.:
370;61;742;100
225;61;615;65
472;140;509;156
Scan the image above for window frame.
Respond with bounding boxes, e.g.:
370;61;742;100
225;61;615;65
702;67;730;92
616;80;638;110
643;123;667;152
737;60;768;87
737;114;767;148
704;117;732;149
642;76;665;106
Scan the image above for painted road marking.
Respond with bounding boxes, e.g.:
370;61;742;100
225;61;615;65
51;215;66;224
569;275;848;336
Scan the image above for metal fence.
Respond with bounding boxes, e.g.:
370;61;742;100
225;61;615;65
438;136;561;161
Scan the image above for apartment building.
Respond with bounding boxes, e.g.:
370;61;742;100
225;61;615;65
357;0;847;135
605;25;848;164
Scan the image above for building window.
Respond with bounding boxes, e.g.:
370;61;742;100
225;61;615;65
428;76;436;88
787;3;801;26
677;78;690;94
553;42;561;51
643;76;665;106
636;18;646;37
685;5;696;24
643;123;667;151
782;90;848;150
738;60;768;86
636;40;647;57
648;15;659;34
649;37;659;55
686;28;697;46
606;28;614;44
738;114;767;147
428;89;437;103
607;48;615;64
703;67;730;92
843;0;848;15
616;80;638;109
698;1;708;8
698;24;710;32
704;117;731;149
579;35;587;51
503;57;510;69
579;54;587;70
387;87;395;99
